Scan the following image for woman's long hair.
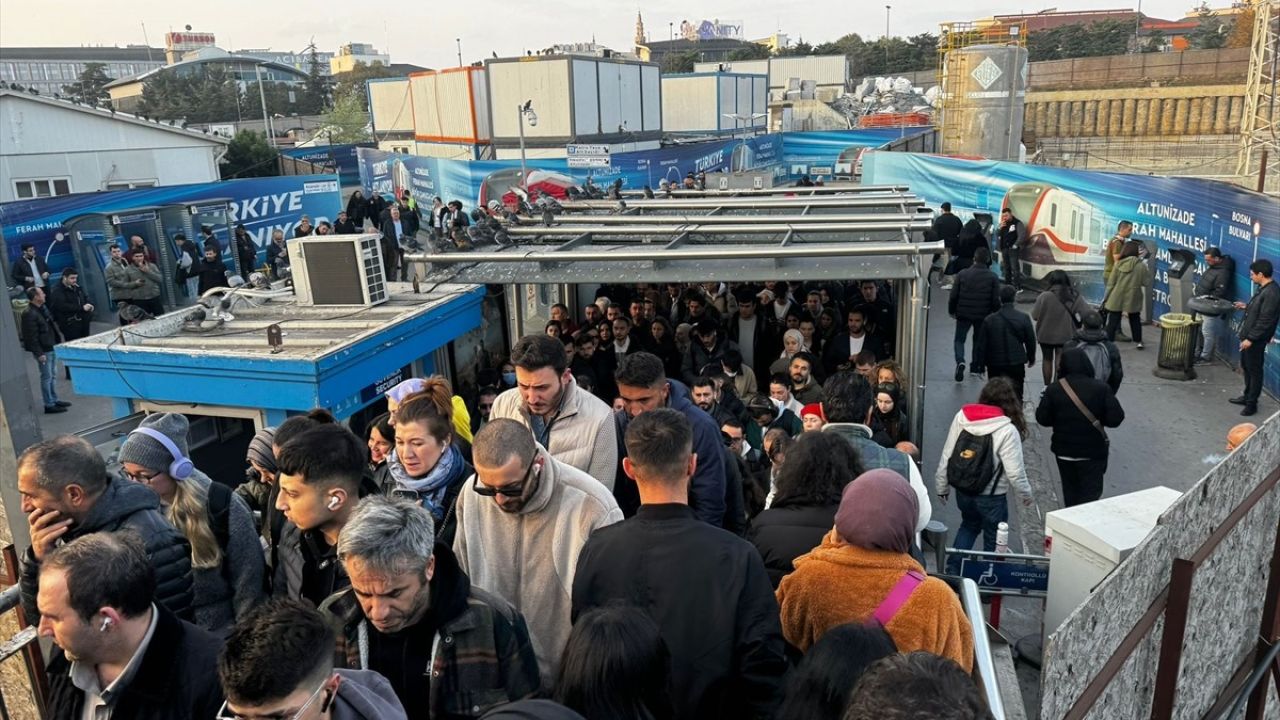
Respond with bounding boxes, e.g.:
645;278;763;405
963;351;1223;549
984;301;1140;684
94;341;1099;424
775;622;897;720
772;432;865;508
168;478;221;569
979;376;1027;438
554;606;673;720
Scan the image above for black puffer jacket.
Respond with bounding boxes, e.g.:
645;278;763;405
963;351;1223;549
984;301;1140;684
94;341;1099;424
949;264;1002;322
977;304;1037;367
1196;255;1235;298
1239;280;1280;343
747;503;839;588
1034;350;1126;460
20;305;61;353
22;477;194;622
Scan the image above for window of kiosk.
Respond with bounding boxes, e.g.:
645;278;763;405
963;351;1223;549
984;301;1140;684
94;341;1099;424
191;206;232;263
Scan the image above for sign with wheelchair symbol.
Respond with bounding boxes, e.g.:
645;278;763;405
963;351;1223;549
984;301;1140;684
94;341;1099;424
958;555;1050;597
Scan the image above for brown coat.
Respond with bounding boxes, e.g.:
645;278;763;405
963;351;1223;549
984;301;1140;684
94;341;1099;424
776;531;974;671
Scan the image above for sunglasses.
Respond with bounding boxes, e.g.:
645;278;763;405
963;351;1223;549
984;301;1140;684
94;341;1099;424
472;459;538;497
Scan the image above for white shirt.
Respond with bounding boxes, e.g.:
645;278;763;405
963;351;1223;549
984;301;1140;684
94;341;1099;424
613;336;632;355
26;258;44;287
848;334;866;357
70;605;159;720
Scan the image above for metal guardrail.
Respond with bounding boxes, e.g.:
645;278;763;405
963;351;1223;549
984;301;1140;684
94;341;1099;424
0;545;48;719
937;575;1006;720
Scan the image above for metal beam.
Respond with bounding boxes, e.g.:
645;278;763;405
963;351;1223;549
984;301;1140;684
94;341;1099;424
561;195;927;211
549;212;925;225
506;220;933;237
408;240;943;265
616;183;912;197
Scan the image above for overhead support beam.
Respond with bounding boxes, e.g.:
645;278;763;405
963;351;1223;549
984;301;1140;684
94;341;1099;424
614;183;912;198
409;240;943;266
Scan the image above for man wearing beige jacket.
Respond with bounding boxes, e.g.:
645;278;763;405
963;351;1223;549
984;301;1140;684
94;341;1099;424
454;419;623;684
491;335;618;489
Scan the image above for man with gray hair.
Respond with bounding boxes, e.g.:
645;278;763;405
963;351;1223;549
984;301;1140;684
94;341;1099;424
321;496;541;719
454;419;622;684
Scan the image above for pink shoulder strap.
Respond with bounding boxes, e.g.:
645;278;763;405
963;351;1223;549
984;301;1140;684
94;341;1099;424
868;570;926;628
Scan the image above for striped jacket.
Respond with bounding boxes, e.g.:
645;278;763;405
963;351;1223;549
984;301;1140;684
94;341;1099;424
321;544;541;718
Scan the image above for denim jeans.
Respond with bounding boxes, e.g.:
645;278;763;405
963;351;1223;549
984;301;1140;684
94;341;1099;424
35;350;59;407
1200;314;1225;360
954;317;985;370
946;491;1008;574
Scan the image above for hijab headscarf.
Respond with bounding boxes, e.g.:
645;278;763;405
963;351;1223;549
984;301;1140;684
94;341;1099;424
780;328;810;358
834;469;918;554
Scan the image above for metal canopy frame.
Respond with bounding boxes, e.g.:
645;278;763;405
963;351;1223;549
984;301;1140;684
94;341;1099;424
611;183;911;198
405;187;938;446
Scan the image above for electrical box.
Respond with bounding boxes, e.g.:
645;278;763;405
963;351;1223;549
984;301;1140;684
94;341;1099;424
1043;486;1182;644
705;171;774;191
291;234;388;307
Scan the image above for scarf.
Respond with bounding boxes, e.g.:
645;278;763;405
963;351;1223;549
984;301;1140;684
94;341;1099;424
834;469;918;554
387;444;459;520
780;329;809;358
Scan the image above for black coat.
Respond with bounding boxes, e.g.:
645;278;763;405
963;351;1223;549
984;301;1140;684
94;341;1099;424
1239;280;1280;343
234;232;258;276
22;478;194;623
193;257;230;294
1035;352;1126;460
47;282;92;339
10;254;49;288
747;503;838;588
949;264;1002;322
726;314;781;386
572;504;786;720
21;304;62;353
933;212;963;246
346;194;368;225
1196;256;1234;298
45;605;223;720
821;332;887;375
977;304;1037;367
333;218;358;234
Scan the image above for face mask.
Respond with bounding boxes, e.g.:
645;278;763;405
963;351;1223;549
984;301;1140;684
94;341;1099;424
502;372;517;386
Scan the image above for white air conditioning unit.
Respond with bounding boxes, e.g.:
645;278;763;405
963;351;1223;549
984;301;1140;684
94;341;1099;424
291;234;389;307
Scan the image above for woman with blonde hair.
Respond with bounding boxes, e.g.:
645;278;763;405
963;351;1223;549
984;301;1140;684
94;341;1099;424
119;412;264;632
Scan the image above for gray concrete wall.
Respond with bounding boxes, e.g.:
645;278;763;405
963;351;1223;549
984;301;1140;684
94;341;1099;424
1040;413;1280;719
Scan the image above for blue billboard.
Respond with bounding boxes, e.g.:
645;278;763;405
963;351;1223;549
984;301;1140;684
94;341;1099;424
2;175;344;279
863;151;1280;396
278;143;372;187
780;127;933;180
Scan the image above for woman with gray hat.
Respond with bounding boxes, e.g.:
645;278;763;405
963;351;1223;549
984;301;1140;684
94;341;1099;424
119;413;265;632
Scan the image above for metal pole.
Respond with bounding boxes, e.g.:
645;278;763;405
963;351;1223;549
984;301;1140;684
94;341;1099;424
255;64;273;148
518;106;528;193
406;239;944;264
908;253;928;449
885;6;892;68
1258;149;1269;194
455;38;462;67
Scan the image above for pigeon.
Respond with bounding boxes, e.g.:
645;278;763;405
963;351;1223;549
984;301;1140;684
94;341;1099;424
541;208;554;227
611;200;627;215
643;185;654;199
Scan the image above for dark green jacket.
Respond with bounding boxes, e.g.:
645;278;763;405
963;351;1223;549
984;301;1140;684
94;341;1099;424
1102;256;1151;314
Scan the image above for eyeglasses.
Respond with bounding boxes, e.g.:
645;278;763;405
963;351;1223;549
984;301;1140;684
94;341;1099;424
216;674;339;720
122;468;162;483
472;459;537;497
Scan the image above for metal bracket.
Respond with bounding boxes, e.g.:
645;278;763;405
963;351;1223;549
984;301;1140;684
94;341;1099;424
266;323;283;354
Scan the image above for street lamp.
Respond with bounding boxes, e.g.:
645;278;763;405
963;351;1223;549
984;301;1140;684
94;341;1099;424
456;38;462;67
517;100;537;191
885;6;892;69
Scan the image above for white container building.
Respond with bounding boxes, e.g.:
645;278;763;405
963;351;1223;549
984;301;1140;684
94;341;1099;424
661;72;767;136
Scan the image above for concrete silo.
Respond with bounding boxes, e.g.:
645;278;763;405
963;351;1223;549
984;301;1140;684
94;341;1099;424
940;45;1029;161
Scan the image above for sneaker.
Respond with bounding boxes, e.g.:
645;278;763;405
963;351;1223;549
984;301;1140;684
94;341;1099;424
44;405;67;414
1228;396;1248;405
940;282;954;290
1136;342;1145;350
1194;357;1211;365
954;363;965;382
55;400;71;407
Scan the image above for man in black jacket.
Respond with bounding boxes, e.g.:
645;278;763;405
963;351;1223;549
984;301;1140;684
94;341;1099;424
1196;247;1235;363
11;243;50;289
932;203;963;286
1035;348;1126;506
48;268;94;342
1065;311;1124;394
1231;259;1279;417
996;208;1027;289
574;409;785;720
21;287;68;413
978;284;1037;401
726;286;778;387
38;533;222;720
822;307;887;376
18;436;194;623
949;247;1002;381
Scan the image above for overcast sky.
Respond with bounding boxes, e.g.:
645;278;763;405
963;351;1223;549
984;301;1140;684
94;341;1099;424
1;1;1200;70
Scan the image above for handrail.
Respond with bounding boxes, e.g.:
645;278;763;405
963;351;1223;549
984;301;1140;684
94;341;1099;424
0;585;19;614
959;577;1006;720
1223;639;1280;720
0;544;48;718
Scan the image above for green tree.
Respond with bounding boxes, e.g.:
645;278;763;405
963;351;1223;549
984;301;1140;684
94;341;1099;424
776;40;814;57
332;60;396;111
62;62;114;105
319;88;371;143
1188;3;1229;49
661;50;699;74
220;130;279;178
1140;31;1166;53
728;44;771;61
303;45;329;112
242;81;308;120
138;66;242;123
1224;7;1254;49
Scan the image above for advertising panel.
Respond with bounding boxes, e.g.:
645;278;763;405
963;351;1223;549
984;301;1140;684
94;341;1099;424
278;144;372;187
863;151;1279;395
781;128;934;181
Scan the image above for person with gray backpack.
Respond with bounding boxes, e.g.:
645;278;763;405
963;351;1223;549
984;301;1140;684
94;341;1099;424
1064;310;1123;394
934;377;1034;574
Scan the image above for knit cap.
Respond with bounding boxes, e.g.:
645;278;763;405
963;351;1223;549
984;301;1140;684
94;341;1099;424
801;403;825;420
119;413;190;472
245;426;278;473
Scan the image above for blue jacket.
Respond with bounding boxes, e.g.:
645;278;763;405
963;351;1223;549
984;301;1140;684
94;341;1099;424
614;379;727;526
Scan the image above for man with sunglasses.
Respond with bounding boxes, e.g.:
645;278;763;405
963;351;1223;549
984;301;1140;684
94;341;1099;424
454;419;622;684
218;598;407;720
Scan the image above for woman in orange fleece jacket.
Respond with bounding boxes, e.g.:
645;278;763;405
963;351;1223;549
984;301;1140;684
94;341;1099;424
776;469;974;671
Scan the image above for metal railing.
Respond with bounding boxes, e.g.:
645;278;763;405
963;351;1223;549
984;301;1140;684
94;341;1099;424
0;545;48;719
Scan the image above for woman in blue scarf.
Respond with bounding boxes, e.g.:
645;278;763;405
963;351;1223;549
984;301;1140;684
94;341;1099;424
386;377;474;545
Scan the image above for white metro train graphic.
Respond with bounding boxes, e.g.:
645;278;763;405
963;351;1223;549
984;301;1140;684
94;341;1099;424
1002;183;1108;280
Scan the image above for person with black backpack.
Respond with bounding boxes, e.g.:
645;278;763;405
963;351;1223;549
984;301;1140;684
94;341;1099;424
118;413;265;633
1035;348;1126;507
933;377;1034;574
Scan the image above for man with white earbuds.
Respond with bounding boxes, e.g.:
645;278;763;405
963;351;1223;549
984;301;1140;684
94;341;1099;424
18;435;194;625
38;532;223;719
118;413;265;633
273;424;367;605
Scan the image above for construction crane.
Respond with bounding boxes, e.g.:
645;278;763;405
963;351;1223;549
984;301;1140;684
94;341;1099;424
1236;0;1280;195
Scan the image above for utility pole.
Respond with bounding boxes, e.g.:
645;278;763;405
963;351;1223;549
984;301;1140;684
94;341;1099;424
885;6;892;69
456;38;462;68
254;63;274;148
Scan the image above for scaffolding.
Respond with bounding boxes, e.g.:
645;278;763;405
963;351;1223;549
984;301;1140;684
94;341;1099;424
1236;0;1280;195
936;20;1027;154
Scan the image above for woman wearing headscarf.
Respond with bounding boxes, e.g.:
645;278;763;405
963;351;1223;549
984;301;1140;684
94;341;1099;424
776;469;974;670
866;382;909;448
769;329;809;376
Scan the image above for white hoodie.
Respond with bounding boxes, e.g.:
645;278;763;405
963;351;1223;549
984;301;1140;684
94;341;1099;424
933;403;1033;500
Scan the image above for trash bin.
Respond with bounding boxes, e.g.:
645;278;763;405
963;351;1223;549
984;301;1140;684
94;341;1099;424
1154;312;1199;381
11;298;28;344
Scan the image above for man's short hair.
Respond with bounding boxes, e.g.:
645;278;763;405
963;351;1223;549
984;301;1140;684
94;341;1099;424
338;496;435;575
822;370;873;424
275;425;364;492
1251;259;1274;278
769;373;789;388
844;652;989;720
973;247;991;266
62;268;78;277
847;307;866;321
473;418;537;468
44;533;154;622
25;287;40;300
21;243;35;251
625;408;691;483
999;284;1017;304
854;351;879;367
790;351;818;372
615;352;666;388
691;375;716;392
1080;309;1103;330
128;247;145;257
681;288;705;305
510;334;568;374
721;417;745;432
1204;246;1222;259
1118;220;1133;231
218;598;334;706
940;202;952;212
17;435;107;496
613;315;633;328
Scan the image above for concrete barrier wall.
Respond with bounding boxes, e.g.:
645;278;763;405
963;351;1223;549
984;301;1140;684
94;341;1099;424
1024;85;1252;139
1040;413;1280;719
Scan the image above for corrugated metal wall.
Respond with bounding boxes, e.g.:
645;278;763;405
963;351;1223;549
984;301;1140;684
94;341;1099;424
695;56;847;90
368;79;414;134
409;69;487;143
487;59;574;139
487;56;660;143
